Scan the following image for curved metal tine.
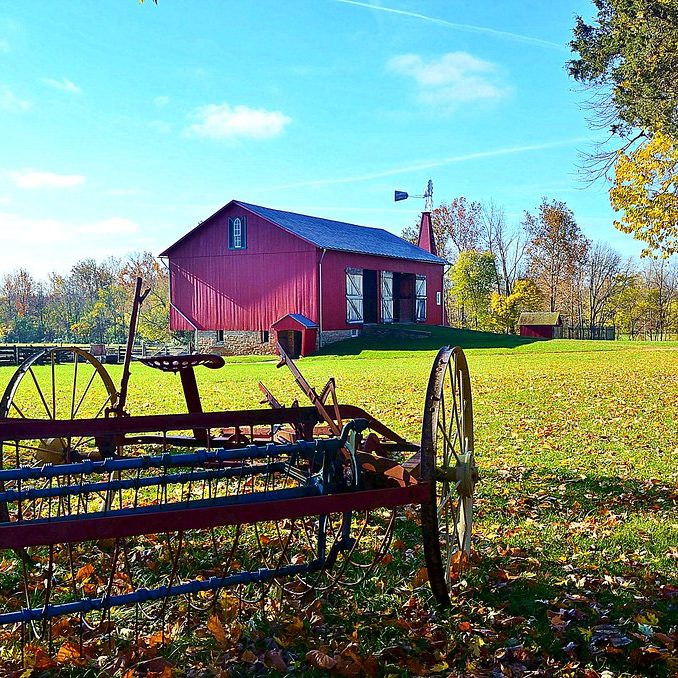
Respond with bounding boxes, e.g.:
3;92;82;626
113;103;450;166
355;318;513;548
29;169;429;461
42;543;55;645
333;509;396;588
160;530;184;645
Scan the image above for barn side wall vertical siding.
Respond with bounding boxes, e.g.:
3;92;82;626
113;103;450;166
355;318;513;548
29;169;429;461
320;251;444;330
167;207;318;331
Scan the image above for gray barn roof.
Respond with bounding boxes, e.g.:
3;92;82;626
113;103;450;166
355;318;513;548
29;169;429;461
519;312;562;326
159;200;446;264
237;202;446;264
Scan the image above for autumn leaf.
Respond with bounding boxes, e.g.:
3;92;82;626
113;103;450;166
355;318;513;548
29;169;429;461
241;649;258;663
412;566;429;588
24;643;57;669
75;562;95;582
208;614;228;646
306;649;337;669
56;640;88;666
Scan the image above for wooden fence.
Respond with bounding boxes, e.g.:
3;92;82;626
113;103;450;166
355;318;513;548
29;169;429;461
0;343;190;367
565;325;616;340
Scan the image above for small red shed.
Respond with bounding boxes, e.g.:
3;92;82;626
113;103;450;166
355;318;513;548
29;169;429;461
271;313;318;358
160;201;447;354
519;312;563;339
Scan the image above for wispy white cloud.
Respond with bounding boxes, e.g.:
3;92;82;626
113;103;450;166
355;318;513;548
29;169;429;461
388;52;510;108
0;213;145;276
335;0;565;50
267;137;593;190
0;213;72;244
42;77;81;94
0;86;30;111
0;213;138;242
0;39;9;53
0;196;10;206
186;103;292;141
11;169;85;189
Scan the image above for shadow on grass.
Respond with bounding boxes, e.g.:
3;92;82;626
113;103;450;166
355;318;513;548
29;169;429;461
481;467;677;518
315;325;543;355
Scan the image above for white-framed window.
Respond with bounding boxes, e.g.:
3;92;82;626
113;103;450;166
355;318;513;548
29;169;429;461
228;216;247;249
216;330;225;343
351;328;359;337
436;291;442;306
233;218;242;247
345;268;363;323
415;275;427;322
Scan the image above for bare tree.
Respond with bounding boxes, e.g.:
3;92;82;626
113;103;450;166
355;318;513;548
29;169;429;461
643;258;678;340
479;201;528;296
586;242;629;335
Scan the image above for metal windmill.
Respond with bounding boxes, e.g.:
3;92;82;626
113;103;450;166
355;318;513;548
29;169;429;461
395;179;433;211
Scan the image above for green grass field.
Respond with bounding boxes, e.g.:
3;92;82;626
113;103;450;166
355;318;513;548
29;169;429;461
0;331;676;676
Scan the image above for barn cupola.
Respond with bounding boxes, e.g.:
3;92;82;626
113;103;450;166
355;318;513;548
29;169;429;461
416;180;437;256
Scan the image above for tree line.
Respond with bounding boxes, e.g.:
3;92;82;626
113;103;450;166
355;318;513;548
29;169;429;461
404;196;678;339
0;252;174;344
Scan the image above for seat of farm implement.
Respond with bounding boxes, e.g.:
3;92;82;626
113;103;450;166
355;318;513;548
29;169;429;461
139;353;225;372
138;354;226;442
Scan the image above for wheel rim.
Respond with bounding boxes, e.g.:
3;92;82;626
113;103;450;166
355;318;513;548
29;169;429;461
420;346;476;605
0;347;118;466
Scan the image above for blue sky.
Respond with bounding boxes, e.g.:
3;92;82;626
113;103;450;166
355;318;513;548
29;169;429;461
0;1;637;280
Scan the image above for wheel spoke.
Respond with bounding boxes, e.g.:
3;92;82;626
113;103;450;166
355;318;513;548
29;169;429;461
51;354;57;419
437;419;461;465
72;368;100;419
28;367;53;419
71;354;79;420
9;401;28;419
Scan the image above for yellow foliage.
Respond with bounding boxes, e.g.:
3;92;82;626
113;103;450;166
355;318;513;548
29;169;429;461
610;132;678;257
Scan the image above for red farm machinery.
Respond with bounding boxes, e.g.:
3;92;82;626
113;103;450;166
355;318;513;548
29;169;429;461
0;279;477;661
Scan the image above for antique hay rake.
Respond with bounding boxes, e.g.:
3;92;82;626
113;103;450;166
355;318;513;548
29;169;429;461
0;283;477;662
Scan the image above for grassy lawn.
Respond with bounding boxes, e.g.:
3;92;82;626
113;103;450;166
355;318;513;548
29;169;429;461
0;332;676;675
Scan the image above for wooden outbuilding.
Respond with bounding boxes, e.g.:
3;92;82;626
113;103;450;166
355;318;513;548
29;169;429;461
519;312;563;339
160;201;446;356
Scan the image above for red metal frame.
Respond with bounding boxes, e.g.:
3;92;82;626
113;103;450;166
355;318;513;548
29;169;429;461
0;484;429;549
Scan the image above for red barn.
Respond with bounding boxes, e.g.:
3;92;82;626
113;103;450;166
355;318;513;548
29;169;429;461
519;312;563;339
160;201;446;356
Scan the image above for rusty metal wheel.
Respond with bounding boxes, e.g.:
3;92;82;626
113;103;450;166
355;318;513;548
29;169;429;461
420;346;476;606
0;347;118;466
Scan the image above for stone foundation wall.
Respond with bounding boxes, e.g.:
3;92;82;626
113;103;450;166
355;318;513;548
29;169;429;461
197;330;276;356
320;329;357;347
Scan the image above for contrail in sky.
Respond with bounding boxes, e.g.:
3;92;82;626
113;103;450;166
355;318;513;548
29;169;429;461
267;138;591;191
334;0;565;51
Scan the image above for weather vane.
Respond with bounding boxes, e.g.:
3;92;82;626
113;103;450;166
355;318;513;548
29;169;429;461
394;179;433;212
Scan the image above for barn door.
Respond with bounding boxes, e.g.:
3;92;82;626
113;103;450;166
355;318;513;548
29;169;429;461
415;275;427;322
345;268;363;323
381;271;393;323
